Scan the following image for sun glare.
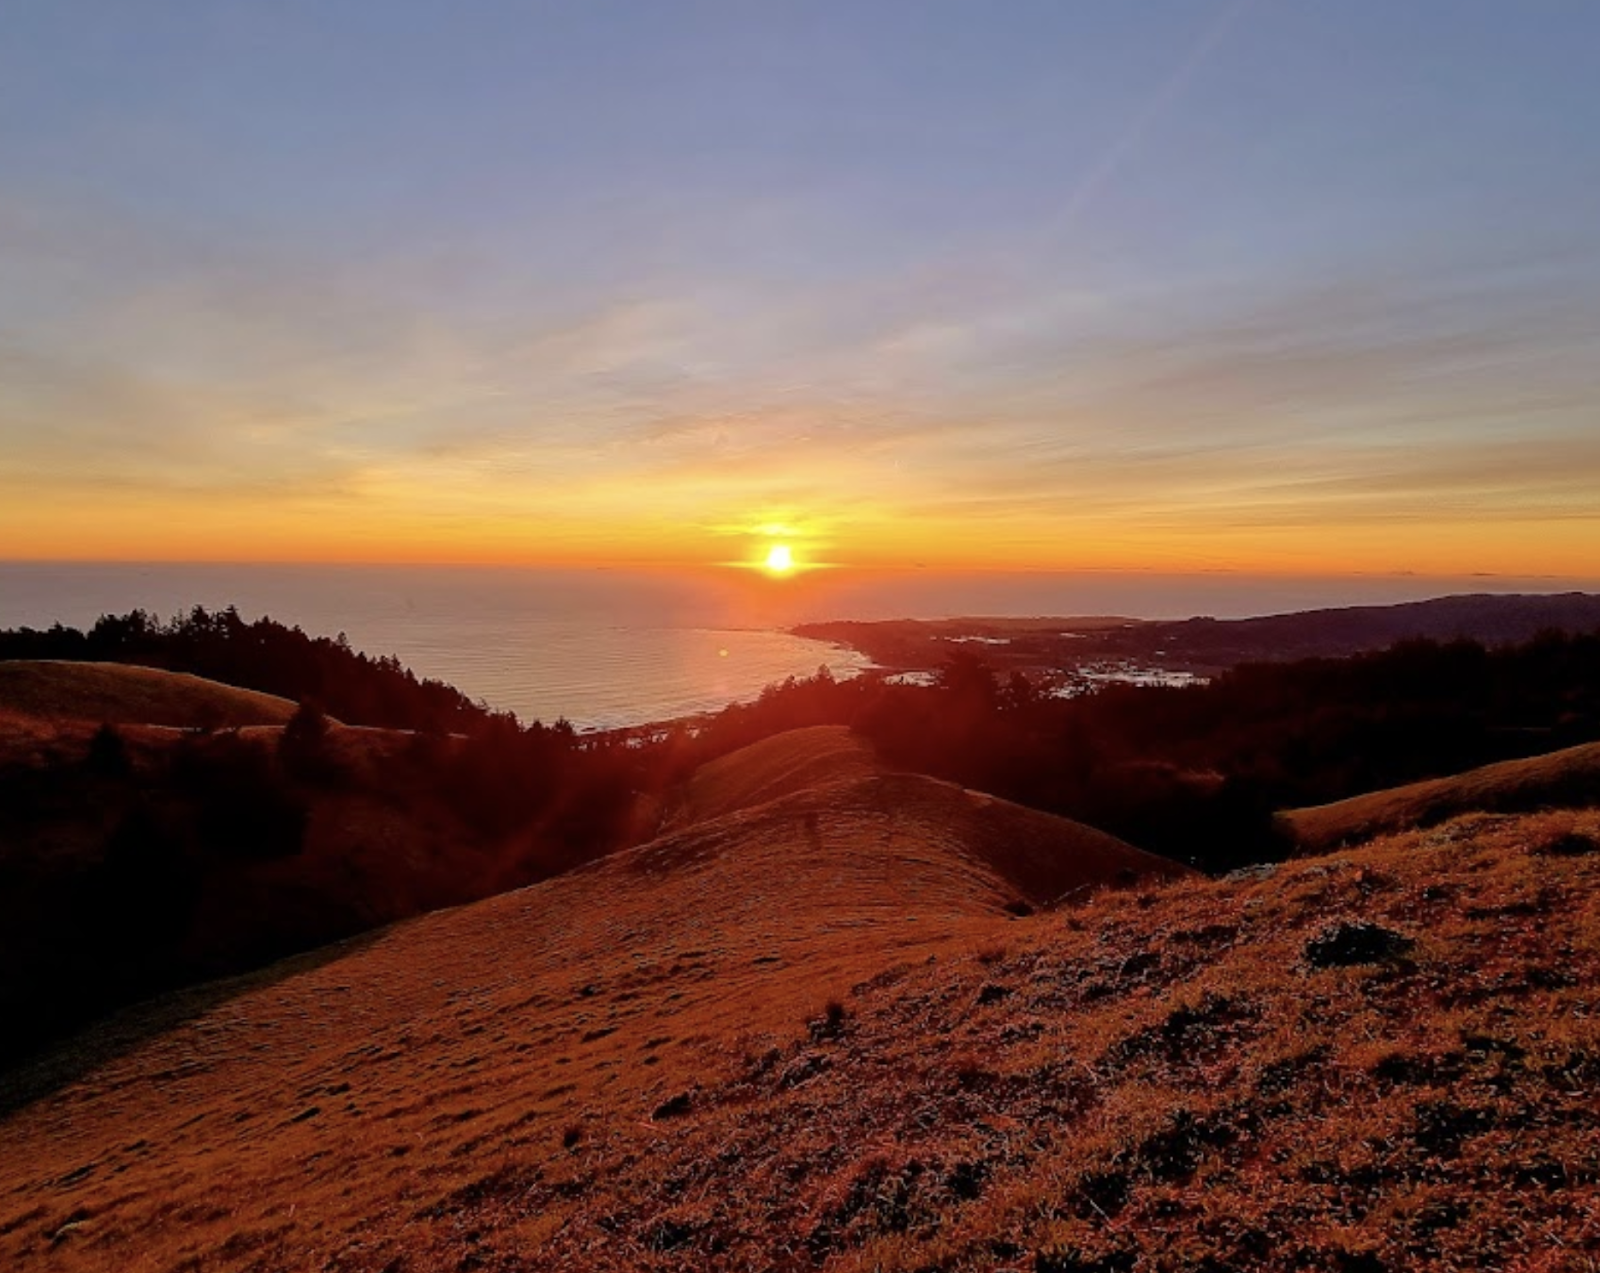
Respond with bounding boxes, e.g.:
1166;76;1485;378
764;544;795;575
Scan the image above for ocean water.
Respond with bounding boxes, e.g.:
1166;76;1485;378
2;562;1594;729
0;563;870;730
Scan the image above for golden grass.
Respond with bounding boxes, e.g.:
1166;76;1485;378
1281;739;1600;854
0;660;300;728
0;744;1191;1271
0;747;1595;1270
663;724;881;829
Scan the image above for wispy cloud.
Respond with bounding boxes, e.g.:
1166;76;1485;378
4;164;1598;571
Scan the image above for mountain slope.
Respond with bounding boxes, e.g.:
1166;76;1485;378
0;740;1186;1271
1283;739;1600;853
2;765;1596;1269
0;660;300;728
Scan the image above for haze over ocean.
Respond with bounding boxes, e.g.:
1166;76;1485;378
3;563;1596;729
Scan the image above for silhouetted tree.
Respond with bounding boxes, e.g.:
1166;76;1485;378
85;722;132;777
279;697;334;781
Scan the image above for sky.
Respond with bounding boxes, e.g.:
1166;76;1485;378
2;1;1598;580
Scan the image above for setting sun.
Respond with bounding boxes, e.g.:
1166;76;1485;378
764;544;795;574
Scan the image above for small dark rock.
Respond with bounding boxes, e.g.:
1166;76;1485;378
1304;922;1414;968
1119;950;1161;979
651;1092;694;1120
946;1158;987;1201
976;982;1013;1006
1371;1050;1466;1086
1532;831;1598;857
1412;1100;1497;1157
645;1218;695;1252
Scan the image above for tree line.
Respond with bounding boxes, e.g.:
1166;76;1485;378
6;607;1597;877
667;630;1600;872
0;605;505;733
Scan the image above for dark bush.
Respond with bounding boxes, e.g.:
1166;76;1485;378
279;698;334;781
1304;922;1414;968
85;722;131;777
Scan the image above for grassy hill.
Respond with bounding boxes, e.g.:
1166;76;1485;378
0;660;300;728
0;699;647;1058
0;761;1594;1269
1282;739;1600;854
663;724;882;829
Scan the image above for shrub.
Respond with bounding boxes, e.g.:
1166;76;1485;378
279;698;334;781
85;722;131;777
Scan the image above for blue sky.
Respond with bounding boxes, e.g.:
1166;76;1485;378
3;1;1598;573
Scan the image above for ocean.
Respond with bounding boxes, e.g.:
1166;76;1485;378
2;562;1594;729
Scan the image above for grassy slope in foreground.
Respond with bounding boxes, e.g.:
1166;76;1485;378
1;736;1596;1269
0;660;300;728
1283;738;1600;854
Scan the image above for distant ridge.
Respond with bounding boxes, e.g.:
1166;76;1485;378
797;590;1600;671
1120;590;1600;664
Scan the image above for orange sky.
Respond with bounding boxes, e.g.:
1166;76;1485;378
5;7;1599;583
6;475;1597;580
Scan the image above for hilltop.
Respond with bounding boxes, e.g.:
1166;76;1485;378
0;660;300;729
0;669;655;1058
0;754;1593;1270
662;725;882;829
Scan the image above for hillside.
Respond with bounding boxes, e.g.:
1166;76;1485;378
1282;739;1600;854
0;607;495;733
0;703;651;1059
0;660;300;728
0;769;1595;1269
662;724;881;829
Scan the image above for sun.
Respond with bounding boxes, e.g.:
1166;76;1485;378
763;543;795;575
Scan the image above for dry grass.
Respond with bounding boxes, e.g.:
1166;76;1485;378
1282;739;1600;854
0;661;300;729
662;724;881;829
0;768;1596;1269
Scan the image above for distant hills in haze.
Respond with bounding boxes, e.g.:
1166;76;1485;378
1099;590;1600;666
797;590;1600;672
